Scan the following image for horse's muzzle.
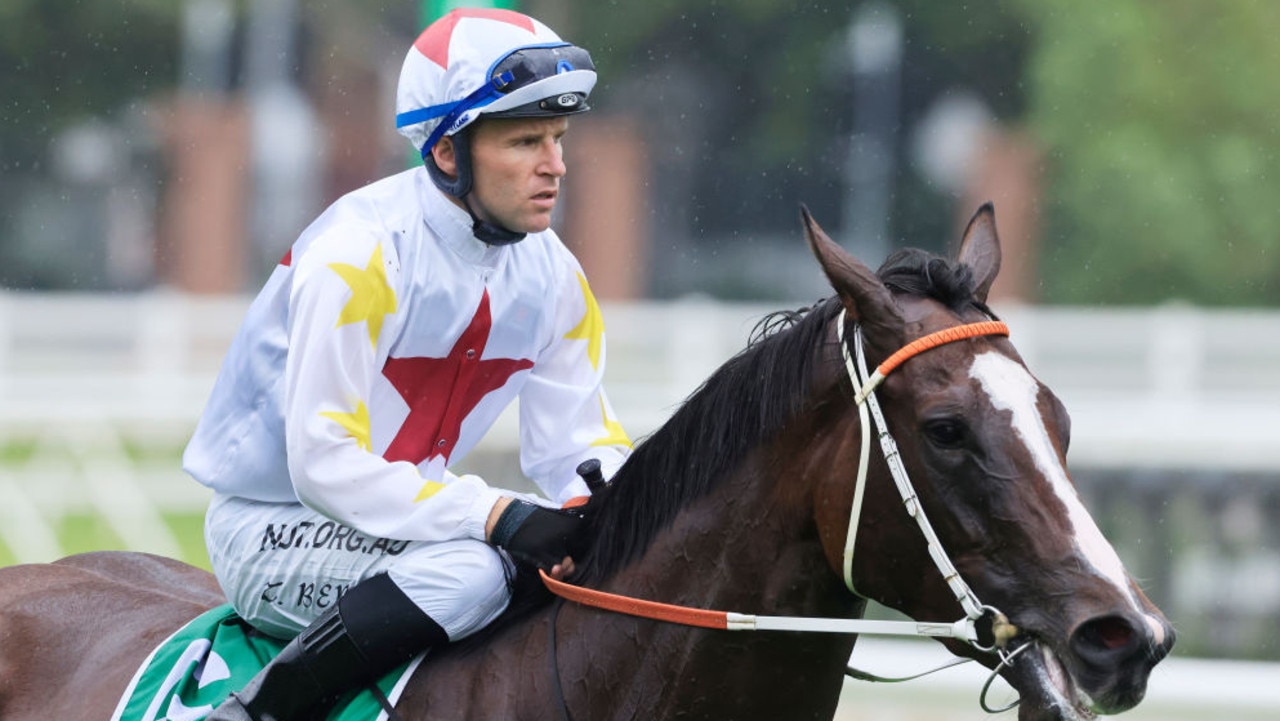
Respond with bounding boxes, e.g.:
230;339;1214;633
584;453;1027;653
1065;611;1176;714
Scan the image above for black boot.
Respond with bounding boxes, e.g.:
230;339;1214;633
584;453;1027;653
208;573;448;721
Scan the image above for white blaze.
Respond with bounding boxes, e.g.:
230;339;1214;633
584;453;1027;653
969;352;1163;642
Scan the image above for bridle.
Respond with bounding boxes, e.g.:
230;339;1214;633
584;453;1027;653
837;310;1015;639
540;309;1028;717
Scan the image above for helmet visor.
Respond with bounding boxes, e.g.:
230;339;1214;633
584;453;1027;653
486;44;595;117
492;44;595;90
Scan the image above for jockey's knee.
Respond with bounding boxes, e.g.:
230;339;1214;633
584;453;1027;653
386;539;511;641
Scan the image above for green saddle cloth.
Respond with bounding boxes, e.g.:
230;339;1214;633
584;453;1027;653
110;604;421;721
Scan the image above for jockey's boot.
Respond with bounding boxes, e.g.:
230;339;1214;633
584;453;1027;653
207;572;448;721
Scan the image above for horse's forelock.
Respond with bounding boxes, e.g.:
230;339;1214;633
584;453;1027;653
877;248;982;314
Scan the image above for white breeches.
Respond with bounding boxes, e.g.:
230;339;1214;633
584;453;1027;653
204;493;511;641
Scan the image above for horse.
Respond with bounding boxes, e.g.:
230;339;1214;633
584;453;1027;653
0;205;1173;721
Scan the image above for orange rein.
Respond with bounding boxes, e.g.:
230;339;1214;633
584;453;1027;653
540;570;730;629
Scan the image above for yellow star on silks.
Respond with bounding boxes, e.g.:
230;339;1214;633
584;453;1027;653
328;245;397;349
414;479;446;502
320;401;372;452
564;272;604;370
591;395;632;449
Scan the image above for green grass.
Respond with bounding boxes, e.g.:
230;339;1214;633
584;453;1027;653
0;438;39;463
1;436;211;570
0;511;211;570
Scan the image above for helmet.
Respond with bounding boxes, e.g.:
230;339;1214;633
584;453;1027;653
395;9;596;201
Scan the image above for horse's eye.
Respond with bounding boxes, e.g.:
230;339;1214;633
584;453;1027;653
922;419;967;448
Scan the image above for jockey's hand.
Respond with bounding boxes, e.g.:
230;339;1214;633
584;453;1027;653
549;556;575;580
487;499;584;573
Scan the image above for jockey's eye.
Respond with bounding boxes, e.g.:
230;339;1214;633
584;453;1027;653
922;418;968;449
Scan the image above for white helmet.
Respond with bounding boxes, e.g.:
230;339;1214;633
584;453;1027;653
395;8;596;161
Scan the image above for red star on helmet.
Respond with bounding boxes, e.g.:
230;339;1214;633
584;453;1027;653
414;8;536;69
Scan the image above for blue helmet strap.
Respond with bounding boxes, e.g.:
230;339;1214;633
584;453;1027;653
412;71;514;158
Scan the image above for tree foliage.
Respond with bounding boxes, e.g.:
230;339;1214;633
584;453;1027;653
1019;0;1280;305
581;0;1280;305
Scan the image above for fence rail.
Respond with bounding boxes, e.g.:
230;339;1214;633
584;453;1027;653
3;292;1278;467
1;292;1278;660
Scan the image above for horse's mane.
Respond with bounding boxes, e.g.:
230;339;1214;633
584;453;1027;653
470;246;984;641
574;295;843;585
576;247;988;585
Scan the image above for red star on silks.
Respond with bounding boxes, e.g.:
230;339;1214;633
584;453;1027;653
414;9;536;69
381;290;533;465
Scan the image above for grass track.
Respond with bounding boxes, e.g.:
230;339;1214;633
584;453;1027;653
0;511;210;569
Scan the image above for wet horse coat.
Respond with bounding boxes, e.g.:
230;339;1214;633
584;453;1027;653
0;207;1172;721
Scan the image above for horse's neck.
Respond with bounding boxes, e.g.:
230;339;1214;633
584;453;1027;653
402;420;863;719
608;468;817;607
565;453;861;719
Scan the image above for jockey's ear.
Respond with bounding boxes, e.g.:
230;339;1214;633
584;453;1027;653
800;205;904;354
431;136;459;179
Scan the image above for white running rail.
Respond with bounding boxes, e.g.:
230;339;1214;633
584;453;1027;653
3;291;1280;564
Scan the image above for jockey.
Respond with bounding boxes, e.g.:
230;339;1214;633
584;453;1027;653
184;9;631;720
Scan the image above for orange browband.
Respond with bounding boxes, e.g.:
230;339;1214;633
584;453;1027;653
876;320;1009;377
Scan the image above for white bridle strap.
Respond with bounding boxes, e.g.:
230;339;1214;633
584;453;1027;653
837;310;1010;628
838;313;874;596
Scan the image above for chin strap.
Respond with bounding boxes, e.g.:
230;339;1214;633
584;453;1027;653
464;197;526;245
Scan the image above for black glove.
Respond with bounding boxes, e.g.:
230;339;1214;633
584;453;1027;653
489;499;584;572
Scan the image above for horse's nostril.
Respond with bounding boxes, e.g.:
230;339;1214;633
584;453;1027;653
1073;615;1139;661
1090;616;1134;651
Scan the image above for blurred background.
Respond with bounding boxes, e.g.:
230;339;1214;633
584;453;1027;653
2;0;1278;718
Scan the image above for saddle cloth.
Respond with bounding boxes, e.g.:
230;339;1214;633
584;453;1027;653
109;604;422;721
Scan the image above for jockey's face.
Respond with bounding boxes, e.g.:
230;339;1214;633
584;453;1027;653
436;116;570;235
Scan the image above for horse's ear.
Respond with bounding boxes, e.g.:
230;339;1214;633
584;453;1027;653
956;203;1001;304
800;206;903;341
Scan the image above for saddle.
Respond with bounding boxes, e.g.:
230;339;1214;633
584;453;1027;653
110;605;421;721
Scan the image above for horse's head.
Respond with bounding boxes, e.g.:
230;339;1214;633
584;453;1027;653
802;206;1174;721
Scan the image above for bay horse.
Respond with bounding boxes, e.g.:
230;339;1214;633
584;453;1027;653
0;206;1172;721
